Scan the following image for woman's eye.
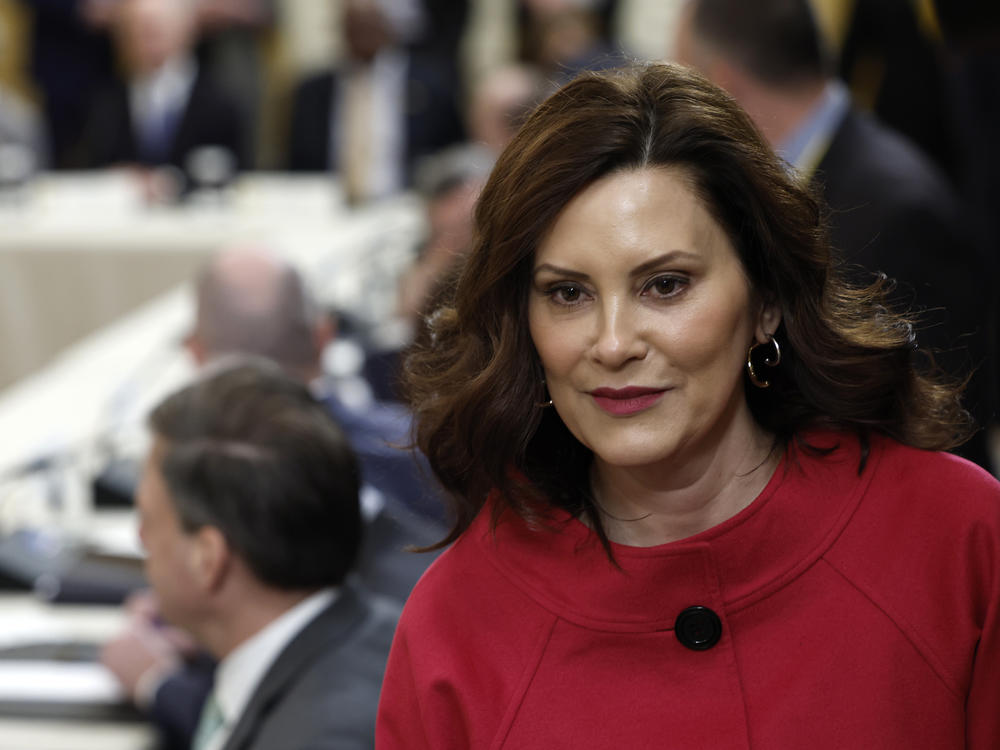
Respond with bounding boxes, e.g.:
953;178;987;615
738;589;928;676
550;285;584;304
646;276;686;298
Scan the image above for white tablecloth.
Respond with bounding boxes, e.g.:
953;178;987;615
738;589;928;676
0;171;424;487
0;172;423;391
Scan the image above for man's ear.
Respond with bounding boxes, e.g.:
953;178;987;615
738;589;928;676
755;301;782;342
313;311;336;355
184;330;208;367
189;526;231;594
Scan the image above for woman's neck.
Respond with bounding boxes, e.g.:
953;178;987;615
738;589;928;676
590;424;782;547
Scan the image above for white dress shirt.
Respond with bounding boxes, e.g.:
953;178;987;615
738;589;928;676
199;587;338;750
129;55;198;157
776;79;850;179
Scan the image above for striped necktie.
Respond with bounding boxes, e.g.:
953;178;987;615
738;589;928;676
191;694;226;750
343;67;374;204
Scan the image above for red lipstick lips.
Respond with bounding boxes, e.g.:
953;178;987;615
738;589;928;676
589;386;667;416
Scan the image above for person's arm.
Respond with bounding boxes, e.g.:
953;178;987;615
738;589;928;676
375;626;433;750
148;660;215;749
100;622;182;708
100;590;213;746
965;502;1000;747
100;590;195;707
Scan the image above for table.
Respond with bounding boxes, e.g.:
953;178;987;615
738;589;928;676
0;592;156;750
0;172;424;476
0;171;424;390
0;718;154;750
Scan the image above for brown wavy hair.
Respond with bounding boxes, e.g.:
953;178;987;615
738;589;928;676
403;63;970;548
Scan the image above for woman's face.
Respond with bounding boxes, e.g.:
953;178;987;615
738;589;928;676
528;167;779;472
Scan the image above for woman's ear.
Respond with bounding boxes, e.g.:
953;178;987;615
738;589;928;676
755;301;782;342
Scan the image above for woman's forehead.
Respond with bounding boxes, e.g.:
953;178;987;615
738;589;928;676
531;167;736;271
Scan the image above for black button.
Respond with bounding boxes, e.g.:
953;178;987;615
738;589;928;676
674;606;722;651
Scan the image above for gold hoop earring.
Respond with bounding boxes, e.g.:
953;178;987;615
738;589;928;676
746;335;781;388
537;379;553;408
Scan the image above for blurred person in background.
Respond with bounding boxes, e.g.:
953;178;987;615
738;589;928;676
190;0;276;168
396;144;493;329
102;247;445;749
0;85;46;171
517;0;625;81
674;0;995;473
107;360;400;750
186;246;445;526
192;1;275;102
934;0;1000;468
18;0;117;168
0;39;47;174
407;0;468;88
78;0;251;200
837;0;957;183
396;63;548;328
285;0;464;204
467;62;549;157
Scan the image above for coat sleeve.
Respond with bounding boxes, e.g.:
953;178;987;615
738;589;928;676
375;624;433;750
965;493;1000;748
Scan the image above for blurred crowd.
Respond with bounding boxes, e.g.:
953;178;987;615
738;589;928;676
0;0;995;200
0;0;996;456
0;0;631;190
0;0;636;317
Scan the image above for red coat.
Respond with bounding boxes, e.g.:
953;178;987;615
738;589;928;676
376;431;1000;749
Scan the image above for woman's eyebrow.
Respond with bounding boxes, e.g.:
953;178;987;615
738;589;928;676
630;250;699;277
532;263;590;281
533;250;700;280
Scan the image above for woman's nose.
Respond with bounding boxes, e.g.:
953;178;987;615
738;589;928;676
590;299;648;367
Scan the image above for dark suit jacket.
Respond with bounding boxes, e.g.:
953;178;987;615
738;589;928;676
149;501;438;750
25;0;115;168
323;393;446;524
814;107;994;466
80;65;251;174
147;393;444;749
354;497;443;601
221;584;400;750
286;54;464;178
149;653;215;750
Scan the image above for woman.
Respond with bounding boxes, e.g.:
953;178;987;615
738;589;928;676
376;64;1000;748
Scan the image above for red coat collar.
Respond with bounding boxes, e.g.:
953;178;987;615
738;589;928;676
473;430;880;632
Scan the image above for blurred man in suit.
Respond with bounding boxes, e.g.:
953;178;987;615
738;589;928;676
102;248;445;748
185;246;446;528
79;0;251;196
674;0;995;471
0;81;47;173
129;360;399;749
286;0;464;203
20;0;118;168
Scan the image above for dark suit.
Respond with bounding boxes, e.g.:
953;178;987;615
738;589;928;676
222;584;400;750
79;66;251;174
323;392;447;524
23;0;115;168
286;54;464;178
147;394;444;749
150;502;438;750
149;654;215;750
814;107;994;468
354;496;444;600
